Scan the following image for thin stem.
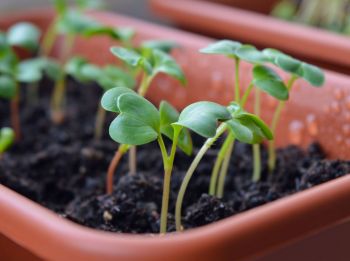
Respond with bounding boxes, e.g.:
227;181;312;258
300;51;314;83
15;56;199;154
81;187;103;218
94;103;106;140
252;88;261;182
216;137;235;198
175;123;227;232
268;75;298;172
41;17;58;56
209;132;234;195
240;81;254;107
106;144;129;194
234;58;240;103
128;146;137;175
138;73;154;97
10;83;20;142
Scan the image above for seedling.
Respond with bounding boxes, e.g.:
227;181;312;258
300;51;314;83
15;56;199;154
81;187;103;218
0;23;58;140
200;40;287;190
174;101;272;231
104;45;186;189
0;127;15;159
102;87;192;233
65;56;135;139
261;48;325;172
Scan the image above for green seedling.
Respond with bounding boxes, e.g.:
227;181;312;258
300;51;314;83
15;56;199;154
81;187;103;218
200;40;286;190
0;127;15;159
262;48;325;172
105;45;186;187
102;87;192;233
65;56;135;139
174;101;272;231
43;0;135;124
0;23;58;140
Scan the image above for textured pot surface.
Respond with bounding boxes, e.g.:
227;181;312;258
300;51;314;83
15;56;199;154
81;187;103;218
0;9;350;261
150;0;350;74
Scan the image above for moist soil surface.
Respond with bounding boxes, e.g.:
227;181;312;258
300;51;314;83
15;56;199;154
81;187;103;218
1;79;350;234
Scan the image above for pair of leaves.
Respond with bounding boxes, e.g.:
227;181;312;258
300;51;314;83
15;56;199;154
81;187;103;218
6;22;41;52
226;102;273;144
110;46;186;85
65;56;135;91
200;40;267;64
0;127;15;153
262;48;325;86
101;87;192;155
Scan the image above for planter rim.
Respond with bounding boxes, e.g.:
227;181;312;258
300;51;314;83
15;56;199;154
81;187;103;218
150;0;350;71
0;8;350;261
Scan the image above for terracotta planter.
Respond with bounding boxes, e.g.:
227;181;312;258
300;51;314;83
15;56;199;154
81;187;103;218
150;0;350;74
1;8;350;261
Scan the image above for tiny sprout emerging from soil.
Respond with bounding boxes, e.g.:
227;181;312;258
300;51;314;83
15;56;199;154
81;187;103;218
200;40;286;188
262;48;325;172
65;56;135;139
174;101;272;231
105;45;186;184
0;127;15;159
102;87;192;233
1;23;58;141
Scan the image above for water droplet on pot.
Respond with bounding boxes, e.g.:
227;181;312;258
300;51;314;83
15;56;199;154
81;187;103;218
289;120;304;145
306;114;318;136
334;89;344;100
330;101;341;113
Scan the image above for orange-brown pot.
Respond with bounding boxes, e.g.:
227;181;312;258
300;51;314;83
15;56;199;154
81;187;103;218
150;0;350;75
0;9;350;261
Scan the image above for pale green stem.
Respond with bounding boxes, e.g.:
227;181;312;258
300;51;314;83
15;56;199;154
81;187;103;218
41;16;58;56
94;103;106;140
268;75;298;172
240;82;254;107
234;58;240;103
216;136;235;198
252;88;261;182
175;123;227;232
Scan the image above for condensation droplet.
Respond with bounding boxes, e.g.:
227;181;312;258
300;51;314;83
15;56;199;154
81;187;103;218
342;124;350;135
306;114;318;136
330;101;341;113
336;135;343;144
289;120;304;145
334;88;344;100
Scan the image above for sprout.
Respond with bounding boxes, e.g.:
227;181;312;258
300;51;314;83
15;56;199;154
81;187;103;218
103;87;192;233
262;48;325;172
0;127;15;159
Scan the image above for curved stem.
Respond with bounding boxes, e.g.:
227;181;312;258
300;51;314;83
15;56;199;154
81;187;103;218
106;144;129;194
175;123;227;232
216;137;235;198
268;75;298;172
94;103;106;140
240;82;254;107
209;131;233;195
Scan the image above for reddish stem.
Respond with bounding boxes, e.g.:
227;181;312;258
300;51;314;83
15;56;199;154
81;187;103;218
106;149;123;194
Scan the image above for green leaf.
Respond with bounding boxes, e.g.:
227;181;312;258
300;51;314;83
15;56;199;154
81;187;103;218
275;55;302;75
16;59;43;83
110;46;152;74
0;51;18;75
0;127;15;153
58;10;99;34
226;119;254;144
83;26;135;42
253;65;289;100
101;86;135;113
300;63;325;86
65;56;90;82
200;40;242;59
7;22;41;51
0;75;16;99
159;101;192;155
236;45;267;63
51;0;68;15
41;58;61;81
141;40;178;53
152;49;186;85
0;32;10;58
109;93;160;145
98;66;135;91
174;102;231;138
76;0;105;10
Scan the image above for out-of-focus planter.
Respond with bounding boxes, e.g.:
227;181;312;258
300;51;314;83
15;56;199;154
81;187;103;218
150;0;350;74
0;8;350;261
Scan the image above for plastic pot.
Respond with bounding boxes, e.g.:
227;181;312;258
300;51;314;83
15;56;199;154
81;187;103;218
150;0;350;74
0;8;350;261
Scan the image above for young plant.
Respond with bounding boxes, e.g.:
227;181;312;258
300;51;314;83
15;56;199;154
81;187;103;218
103;46;186;189
174;101;272;231
200;40;287;190
0;23;58;140
65;56;135;139
261;48;325;172
102;87;192;233
0;127;15;159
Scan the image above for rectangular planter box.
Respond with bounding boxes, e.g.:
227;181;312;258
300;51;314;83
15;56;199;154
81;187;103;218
0;8;350;261
150;0;350;75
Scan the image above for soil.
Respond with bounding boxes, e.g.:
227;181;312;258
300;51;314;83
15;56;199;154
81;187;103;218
0;79;349;234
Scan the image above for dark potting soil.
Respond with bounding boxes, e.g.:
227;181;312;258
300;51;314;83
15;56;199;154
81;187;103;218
1;79;350;234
